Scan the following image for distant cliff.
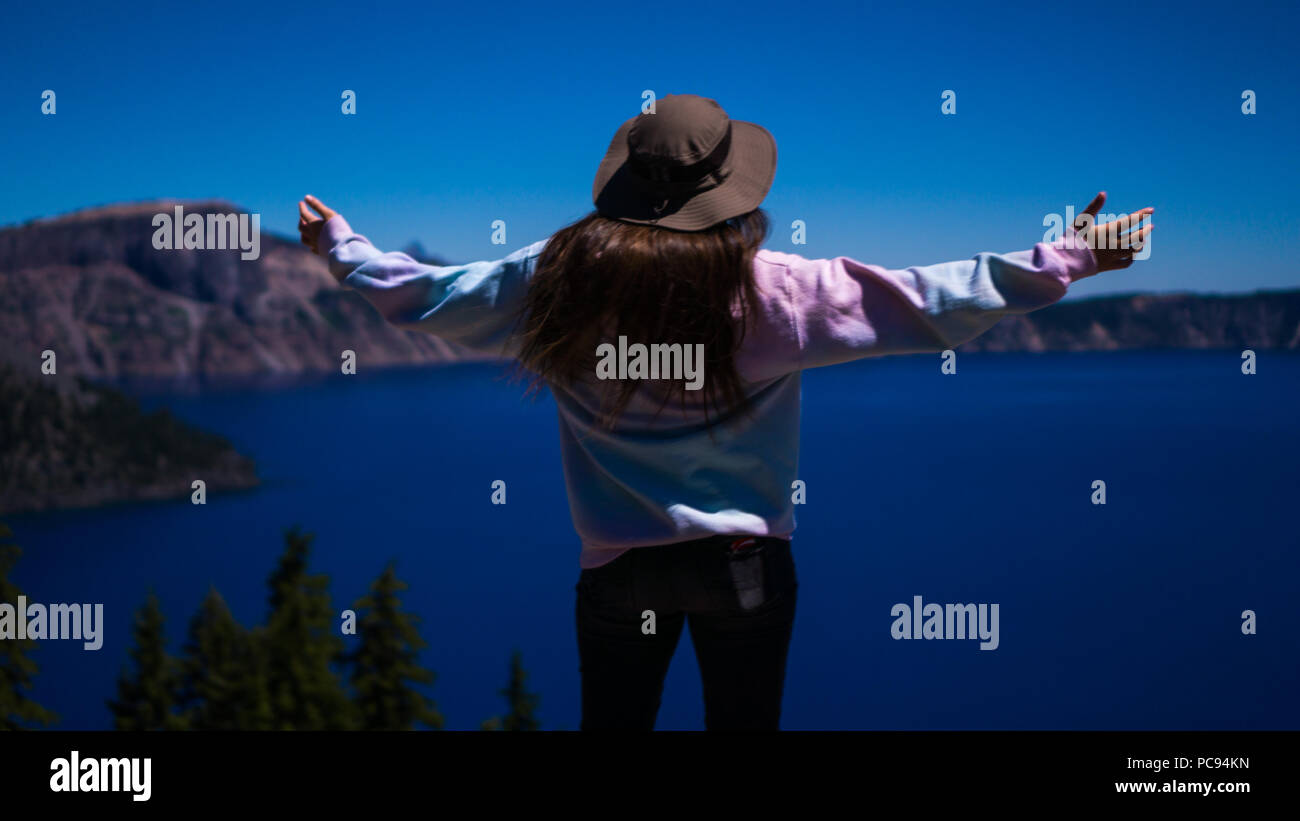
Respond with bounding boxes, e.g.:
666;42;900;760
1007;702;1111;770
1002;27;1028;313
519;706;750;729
960;290;1300;352
0;200;484;386
0;360;257;515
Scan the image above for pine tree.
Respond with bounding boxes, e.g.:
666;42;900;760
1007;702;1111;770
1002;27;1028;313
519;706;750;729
108;591;185;730
0;523;57;730
482;650;540;731
179;588;272;730
262;526;355;730
346;563;442;730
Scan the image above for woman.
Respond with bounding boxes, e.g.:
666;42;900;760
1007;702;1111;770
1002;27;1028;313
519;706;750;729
297;94;1152;731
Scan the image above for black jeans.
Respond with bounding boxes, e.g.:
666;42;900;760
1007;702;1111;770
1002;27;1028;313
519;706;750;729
576;534;798;731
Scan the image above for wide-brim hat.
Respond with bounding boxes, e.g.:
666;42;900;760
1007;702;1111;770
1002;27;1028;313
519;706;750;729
592;94;776;231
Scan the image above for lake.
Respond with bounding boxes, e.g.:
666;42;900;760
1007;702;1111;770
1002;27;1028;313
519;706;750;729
8;351;1299;730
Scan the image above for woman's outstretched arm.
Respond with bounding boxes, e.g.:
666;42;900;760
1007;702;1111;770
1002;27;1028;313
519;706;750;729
767;193;1153;371
297;195;545;359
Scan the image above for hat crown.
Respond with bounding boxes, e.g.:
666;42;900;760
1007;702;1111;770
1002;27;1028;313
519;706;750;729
591;93;776;230
627;95;730;167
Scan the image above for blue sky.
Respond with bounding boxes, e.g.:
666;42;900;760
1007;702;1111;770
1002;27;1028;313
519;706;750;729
1;0;1297;297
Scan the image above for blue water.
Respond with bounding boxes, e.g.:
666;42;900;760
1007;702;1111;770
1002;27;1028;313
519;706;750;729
7;352;1299;730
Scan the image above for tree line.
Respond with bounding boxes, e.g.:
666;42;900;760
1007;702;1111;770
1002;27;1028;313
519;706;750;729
0;522;540;731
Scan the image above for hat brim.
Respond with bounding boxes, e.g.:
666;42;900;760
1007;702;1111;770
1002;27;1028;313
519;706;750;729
592;119;776;231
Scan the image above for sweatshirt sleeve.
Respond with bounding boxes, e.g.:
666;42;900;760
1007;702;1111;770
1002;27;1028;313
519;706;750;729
775;228;1098;370
316;214;547;359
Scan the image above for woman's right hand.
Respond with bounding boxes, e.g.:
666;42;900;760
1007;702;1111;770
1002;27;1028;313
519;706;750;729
297;194;338;254
1074;191;1154;273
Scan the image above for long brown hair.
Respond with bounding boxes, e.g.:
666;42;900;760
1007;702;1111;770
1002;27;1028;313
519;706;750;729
515;209;769;427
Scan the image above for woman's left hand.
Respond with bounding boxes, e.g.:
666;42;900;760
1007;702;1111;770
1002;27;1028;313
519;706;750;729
1073;192;1154;274
297;195;337;253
